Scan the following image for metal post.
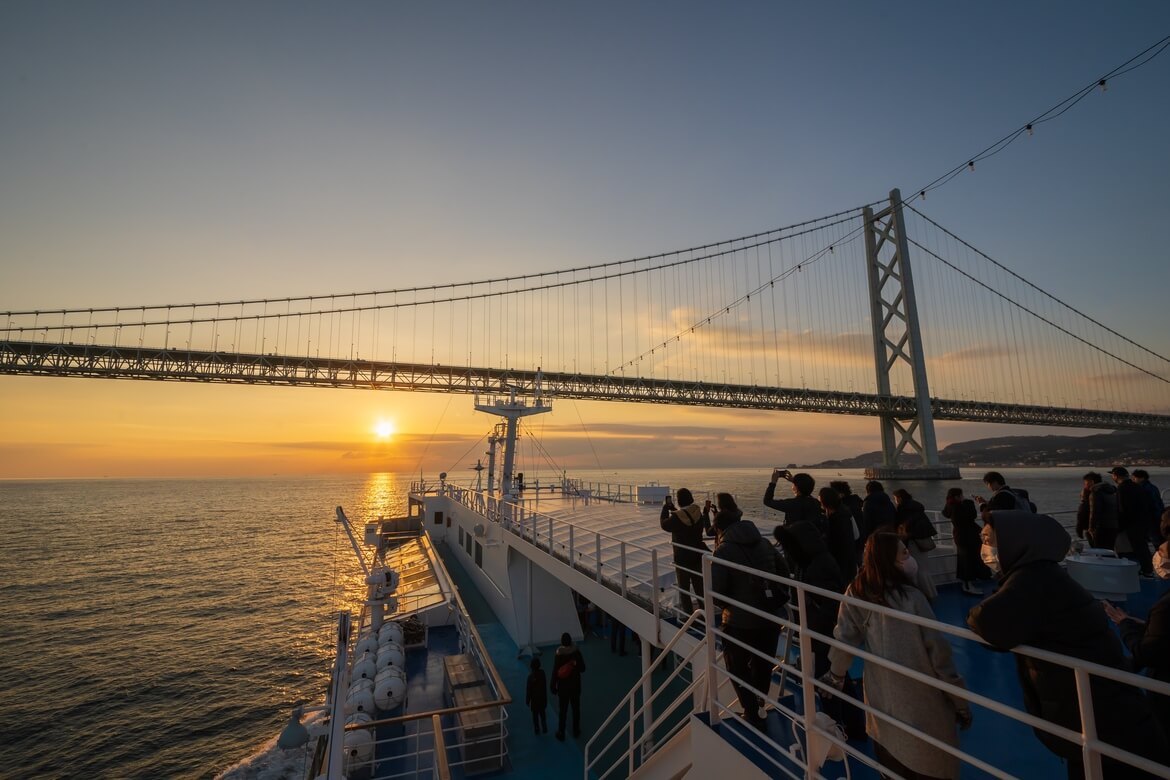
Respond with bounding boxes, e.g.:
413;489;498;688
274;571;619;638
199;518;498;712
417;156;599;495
620;542;628;597
795;589;819;779
1074;668;1104;779
641;636;653;760
651;550;661;643
569;525;575;570
596;535;603;582
548;516;554;554
702;554;720;726
628;698;636;776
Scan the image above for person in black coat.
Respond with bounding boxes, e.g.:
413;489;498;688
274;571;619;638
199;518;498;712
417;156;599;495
525;657;548;735
942;487;989;595
892;488;938;602
711;493;788;728
818;487;857;583
660;487;710;616
773;520;845;678
1076;472;1119;551
968;511;1168;779
862;480;898;536
764;469;824;529
550;632;587;741
1111;466;1154;576
1103;508;1170;738
831;480;868;556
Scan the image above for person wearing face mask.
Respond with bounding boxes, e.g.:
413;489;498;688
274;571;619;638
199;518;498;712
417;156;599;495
824;532;971;779
968;511;1168;778
1103;507;1170;739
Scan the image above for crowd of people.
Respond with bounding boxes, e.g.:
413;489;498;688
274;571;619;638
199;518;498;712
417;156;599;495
654;468;1170;780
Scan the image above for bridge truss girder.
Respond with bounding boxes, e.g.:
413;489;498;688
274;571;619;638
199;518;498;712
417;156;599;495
3;340;1169;432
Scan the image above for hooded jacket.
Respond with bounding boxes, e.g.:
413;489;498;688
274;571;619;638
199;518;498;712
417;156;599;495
1075;481;1118;538
862;490;897;535
660;502;710;569
711;512;788;630
967;512;1167;765
774;521;845;641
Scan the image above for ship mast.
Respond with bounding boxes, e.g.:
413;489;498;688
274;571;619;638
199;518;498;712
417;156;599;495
473;369;552;500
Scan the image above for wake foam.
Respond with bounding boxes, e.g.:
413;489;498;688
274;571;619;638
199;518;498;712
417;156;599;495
215;710;326;780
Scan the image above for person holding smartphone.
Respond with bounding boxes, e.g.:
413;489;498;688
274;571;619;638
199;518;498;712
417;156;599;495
764;468;824;531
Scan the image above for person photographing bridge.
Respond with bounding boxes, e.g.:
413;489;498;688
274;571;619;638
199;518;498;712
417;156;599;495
659;488;710;617
764;469;824;529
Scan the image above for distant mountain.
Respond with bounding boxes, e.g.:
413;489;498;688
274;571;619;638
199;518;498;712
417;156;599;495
804;430;1170;469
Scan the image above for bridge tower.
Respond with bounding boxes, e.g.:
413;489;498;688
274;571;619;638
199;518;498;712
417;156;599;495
863;189;960;480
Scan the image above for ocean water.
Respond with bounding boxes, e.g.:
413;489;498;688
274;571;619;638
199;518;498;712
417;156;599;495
0;466;1159;778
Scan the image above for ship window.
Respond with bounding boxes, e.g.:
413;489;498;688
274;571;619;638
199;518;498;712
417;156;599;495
474;540;483;567
458;526;464;545
434;511;443;526
465;534;472;555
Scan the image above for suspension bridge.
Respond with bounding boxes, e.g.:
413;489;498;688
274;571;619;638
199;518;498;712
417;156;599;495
4;190;1169;477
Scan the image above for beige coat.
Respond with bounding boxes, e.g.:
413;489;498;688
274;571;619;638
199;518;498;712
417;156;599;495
829;585;968;778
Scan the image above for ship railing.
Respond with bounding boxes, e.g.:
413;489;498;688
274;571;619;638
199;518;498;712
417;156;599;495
339;703;510;780
584;608;709;780
443;485;674;620
667;553;1170;780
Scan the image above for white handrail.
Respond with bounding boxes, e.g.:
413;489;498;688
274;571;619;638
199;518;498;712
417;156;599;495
583;609;707;780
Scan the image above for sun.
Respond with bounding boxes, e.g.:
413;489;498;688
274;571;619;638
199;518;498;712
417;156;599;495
374;419;396;439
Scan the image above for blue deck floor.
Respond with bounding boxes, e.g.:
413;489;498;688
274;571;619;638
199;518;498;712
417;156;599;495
428;540;1170;779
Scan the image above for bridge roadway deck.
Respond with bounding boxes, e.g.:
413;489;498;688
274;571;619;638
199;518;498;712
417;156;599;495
3;339;1168;430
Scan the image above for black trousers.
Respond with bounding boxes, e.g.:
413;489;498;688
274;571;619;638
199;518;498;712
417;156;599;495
1120;523;1154;574
530;706;546;733
722;623;781;718
1087;527;1117;551
676;565;704;615
557;691;581;736
873;741;949;780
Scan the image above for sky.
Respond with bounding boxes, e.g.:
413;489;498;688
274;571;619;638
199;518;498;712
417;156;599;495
2;2;1169;478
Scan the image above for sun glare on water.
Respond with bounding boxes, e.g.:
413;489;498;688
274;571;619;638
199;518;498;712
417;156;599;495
374;419;396;439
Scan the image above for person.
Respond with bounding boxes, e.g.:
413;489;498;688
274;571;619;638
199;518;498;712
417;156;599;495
764;469;824;529
710;492;788;729
774;520;844;678
1103;507;1170;739
831;480;868;555
967;511;1168;778
1075;472;1118;551
974;471;1033;513
526;657;548;735
1111;466;1154;576
1132;469;1165;550
942;487;988;595
862;480;897;536
550;631;586;741
892;488;938;601
825;532;972;780
818;487;858;582
660;487;710;616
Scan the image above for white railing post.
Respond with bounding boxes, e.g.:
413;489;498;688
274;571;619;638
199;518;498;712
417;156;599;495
796;587;819;778
548;516;554;554
569;525;575;569
651;549;661;643
1074;667;1104;779
595;535;603;582
702;554;720;726
628;697;636;777
620;541;628;597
